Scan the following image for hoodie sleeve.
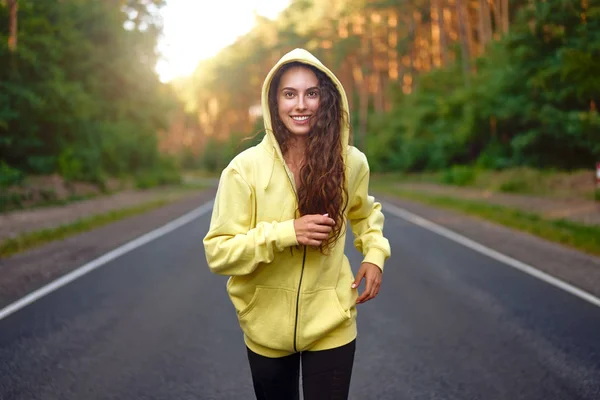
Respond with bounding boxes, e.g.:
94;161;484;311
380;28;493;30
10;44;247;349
203;166;298;276
347;162;391;272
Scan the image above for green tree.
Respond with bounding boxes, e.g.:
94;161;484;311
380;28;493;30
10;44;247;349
0;0;178;186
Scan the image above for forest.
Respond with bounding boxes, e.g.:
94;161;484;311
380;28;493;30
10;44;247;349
0;0;179;188
1;0;599;189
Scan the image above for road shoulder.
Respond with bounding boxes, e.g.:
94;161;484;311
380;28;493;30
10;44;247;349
378;193;600;303
3;188;598;313
0;189;216;310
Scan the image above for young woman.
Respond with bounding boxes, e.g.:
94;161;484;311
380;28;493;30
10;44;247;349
203;48;391;400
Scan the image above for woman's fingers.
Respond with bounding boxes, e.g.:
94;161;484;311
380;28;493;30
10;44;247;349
356;277;373;304
310;231;330;239
298;233;327;246
312;223;333;233
357;279;380;304
355;263;382;304
294;214;339;246
315;215;336;226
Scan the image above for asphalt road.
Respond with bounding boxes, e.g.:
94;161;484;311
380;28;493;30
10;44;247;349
1;200;599;400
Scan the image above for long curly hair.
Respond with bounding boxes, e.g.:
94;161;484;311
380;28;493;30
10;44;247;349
268;61;349;253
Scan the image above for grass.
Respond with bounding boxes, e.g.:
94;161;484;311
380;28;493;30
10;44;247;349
0;192;106;213
0;192;196;258
374;185;600;257
0;179;214;214
182;169;221;179
373;166;597;200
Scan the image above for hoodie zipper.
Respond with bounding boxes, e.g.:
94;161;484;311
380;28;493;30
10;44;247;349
277;148;305;352
293;246;307;352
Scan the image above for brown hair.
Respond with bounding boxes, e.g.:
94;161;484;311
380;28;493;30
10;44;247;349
268;61;348;253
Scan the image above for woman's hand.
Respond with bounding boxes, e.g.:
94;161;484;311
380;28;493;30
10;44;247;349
352;262;382;304
294;214;335;247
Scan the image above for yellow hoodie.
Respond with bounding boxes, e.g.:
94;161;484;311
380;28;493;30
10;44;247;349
203;48;391;358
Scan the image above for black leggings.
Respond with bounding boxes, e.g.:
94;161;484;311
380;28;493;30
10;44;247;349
246;340;356;400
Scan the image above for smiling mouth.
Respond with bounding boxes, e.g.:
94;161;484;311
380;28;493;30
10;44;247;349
291;115;311;121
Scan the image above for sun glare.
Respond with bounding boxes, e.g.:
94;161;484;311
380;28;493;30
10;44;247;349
156;0;290;83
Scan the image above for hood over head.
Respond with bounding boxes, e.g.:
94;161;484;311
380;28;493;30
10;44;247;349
260;48;351;165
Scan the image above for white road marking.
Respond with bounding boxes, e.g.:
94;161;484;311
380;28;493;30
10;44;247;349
383;202;600;308
3;198;598;321
0;201;214;321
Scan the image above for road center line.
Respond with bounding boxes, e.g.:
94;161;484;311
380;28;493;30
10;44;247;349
383;201;600;309
0;200;214;321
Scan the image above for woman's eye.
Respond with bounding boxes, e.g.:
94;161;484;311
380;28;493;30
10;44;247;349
308;91;319;97
284;92;295;98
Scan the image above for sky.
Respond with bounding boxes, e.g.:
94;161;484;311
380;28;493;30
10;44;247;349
156;0;290;82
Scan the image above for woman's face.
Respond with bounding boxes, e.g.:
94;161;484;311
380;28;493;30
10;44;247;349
276;66;320;137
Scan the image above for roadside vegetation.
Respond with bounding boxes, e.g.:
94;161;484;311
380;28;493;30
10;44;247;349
0;170;184;213
0;199;170;258
1;1;597;257
374;166;599;201
0;184;208;258
3;1;597;201
0;1;183;206
373;184;600;257
183;0;599;210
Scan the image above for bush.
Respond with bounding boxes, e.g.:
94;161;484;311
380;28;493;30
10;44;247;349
498;179;530;193
0;162;25;187
439;165;477;186
57;146;107;189
134;170;181;189
134;157;181;189
198;132;263;173
0;192;27;211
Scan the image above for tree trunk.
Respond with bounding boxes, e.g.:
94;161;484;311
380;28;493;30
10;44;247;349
483;0;493;42
412;10;422;71
490;0;502;38
340;62;355;113
373;71;385;114
465;1;475;64
359;86;368;150
358;11;372;151
433;0;449;66
369;11;385;114
455;0;471;83
501;0;509;33
403;13;417;93
477;0;486;53
443;5;455;64
8;0;17;52
478;0;493;50
351;61;369;150
421;10;432;71
389;10;402;81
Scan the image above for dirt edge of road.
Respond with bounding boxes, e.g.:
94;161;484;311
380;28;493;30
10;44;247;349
2;188;599;315
0;189;216;312
378;193;600;304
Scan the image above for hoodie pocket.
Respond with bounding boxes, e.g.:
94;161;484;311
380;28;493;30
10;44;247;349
299;289;352;348
238;286;296;351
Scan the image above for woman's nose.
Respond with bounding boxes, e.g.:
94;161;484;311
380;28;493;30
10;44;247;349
296;96;306;110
